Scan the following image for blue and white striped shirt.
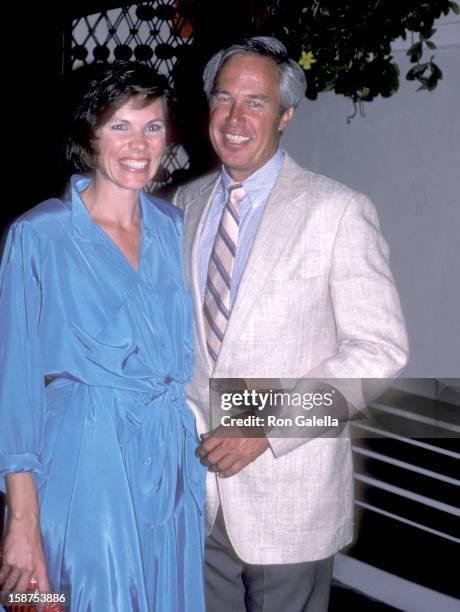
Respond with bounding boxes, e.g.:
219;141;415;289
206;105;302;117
199;149;284;305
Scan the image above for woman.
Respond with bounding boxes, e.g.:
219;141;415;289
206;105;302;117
0;62;205;611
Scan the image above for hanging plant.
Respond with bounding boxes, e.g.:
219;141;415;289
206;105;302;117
256;0;459;118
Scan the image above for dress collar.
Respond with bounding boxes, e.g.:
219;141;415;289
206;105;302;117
70;175;97;242
70;174;161;243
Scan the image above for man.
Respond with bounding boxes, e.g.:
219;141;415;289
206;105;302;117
174;37;408;612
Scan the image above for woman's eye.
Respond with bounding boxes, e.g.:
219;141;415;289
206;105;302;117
146;123;163;132
110;123;127;131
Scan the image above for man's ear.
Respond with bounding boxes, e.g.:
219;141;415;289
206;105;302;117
278;106;294;132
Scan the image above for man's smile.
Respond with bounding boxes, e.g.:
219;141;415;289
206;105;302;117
223;133;251;144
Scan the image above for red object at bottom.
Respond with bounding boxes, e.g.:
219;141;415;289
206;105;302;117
2;606;62;612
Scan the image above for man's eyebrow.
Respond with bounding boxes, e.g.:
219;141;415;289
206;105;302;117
212;90;271;102
247;94;271;102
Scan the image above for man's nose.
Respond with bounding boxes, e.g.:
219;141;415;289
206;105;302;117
227;102;244;124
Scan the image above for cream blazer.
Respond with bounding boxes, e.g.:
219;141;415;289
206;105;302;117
174;154;408;563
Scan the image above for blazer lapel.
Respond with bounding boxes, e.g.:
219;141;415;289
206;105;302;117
216;155;309;369
182;175;220;371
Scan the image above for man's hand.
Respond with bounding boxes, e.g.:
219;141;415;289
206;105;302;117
197;424;269;478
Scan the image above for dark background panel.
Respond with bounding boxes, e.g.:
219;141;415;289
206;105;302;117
348;506;460;599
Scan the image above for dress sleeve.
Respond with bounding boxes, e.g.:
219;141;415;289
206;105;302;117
0;221;45;493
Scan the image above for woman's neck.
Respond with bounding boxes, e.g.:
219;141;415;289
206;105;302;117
81;172;141;230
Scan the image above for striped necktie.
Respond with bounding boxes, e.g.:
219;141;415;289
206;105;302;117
204;183;246;362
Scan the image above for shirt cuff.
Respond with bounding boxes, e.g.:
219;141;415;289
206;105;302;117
0;452;43;494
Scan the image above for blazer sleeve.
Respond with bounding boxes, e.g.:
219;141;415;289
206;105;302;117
269;193;409;458
0;222;46;492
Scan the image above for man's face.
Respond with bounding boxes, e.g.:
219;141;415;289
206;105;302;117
209;53;294;182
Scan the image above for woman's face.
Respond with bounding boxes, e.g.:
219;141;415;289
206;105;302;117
93;96;166;192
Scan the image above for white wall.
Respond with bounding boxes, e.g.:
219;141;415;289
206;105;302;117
283;31;460;378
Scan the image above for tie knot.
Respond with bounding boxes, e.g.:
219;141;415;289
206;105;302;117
228;183;246;205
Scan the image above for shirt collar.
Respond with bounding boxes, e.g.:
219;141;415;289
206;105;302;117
220;149;284;209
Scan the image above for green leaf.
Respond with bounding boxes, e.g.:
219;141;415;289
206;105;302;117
426;41;437;49
431;63;443;80
449;2;459;15
330;64;347;73
426;75;438;91
416;76;429;90
407;42;423;62
406;64;428;80
421;28;436;42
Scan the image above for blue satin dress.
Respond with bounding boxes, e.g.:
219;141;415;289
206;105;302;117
0;176;206;611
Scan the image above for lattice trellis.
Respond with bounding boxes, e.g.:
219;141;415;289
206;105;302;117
70;1;194;191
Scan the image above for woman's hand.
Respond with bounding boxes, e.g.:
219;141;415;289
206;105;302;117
0;472;50;593
0;514;50;592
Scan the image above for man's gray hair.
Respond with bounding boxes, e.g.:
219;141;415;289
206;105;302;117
203;36;307;111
